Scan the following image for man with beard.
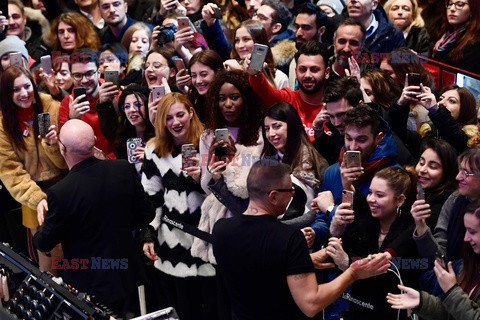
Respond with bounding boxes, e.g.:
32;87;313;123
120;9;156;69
99;0;152;45
329;18;373;81
75;0;105;30
249;40;329;142
288;3;329;89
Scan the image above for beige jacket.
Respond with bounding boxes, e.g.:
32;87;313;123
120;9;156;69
0;93;67;210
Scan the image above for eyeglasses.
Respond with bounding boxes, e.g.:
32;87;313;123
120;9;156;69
253;13;277;22
58;137;67;152
142;62;167;70
445;1;468;10
458;167;476;178
269;186;296;194
122;101;143;110
100;1;123;10
72;70;97;81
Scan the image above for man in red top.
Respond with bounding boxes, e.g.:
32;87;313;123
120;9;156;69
59;48;119;159
248;40;330;141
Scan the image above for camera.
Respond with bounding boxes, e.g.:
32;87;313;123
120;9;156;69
157;23;177;46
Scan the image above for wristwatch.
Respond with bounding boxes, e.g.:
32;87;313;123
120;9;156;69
326;205;335;215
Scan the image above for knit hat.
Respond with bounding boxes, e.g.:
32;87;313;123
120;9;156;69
0;36;29;62
317;0;344;14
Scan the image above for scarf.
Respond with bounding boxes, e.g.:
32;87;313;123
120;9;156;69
338;146;394;187
433;24;467;56
16;105;34;137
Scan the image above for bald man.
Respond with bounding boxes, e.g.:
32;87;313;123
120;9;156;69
33;120;155;317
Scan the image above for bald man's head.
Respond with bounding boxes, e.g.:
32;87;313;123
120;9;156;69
60;120;96;156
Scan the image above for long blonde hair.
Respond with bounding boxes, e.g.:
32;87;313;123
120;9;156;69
151;93;203;157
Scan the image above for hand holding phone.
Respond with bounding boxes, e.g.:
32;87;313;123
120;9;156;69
127;138;144;164
182;144;197;169
104;70;119;87
435;251;448;269
40;56;53;75
342;190;354;206
152;85;166;101
177;17;191;30
74;87;87;104
172;56;185;71
407;73;421;95
417;183;425;200
10;52;24;67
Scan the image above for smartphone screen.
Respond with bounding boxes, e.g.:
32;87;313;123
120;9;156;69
248;43;269;71
37;112;51;138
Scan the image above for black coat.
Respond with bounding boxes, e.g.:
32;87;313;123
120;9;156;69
33;157;155;305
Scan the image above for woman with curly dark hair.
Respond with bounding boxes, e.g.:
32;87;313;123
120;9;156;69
50;12;101;53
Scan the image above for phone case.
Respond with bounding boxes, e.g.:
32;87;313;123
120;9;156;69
40;56;52;75
177;17;190;30
345;151;361;168
416;182;425;200
127;138;144;164
181;144;197;169
10;53;23;66
152;86;165;100
37;113;51;138
172;57;185;71
248;43;269;71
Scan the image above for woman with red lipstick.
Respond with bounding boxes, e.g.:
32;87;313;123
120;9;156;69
50;12;101;53
388;199;480;320
432;0;480;73
0;65;67;272
141;92;218;320
411;138;458;230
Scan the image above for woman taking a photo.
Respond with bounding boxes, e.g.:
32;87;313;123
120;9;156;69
388;199;480;320
0;65;66;271
141;92;217;320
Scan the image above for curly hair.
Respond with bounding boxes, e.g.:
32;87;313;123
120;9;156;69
50;12;101;52
204;69;261;146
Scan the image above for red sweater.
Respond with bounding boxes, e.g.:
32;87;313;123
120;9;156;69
249;73;323;142
59;91;116;159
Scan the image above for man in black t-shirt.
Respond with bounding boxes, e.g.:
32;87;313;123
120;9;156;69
212;161;392;320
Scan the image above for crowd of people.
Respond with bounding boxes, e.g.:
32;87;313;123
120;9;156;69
0;0;479;319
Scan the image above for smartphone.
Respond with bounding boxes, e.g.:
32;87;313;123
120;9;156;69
248;43;269;71
73;87;87;104
407;73;421;93
214;7;222;19
177;17;191;30
40;55;52;75
342;190;354;206
181;144;197;169
9;52;23;66
345;150;361;168
152;85;166;101
435;251;448;269
215;128;229;143
214;146;228;166
37;112;51;138
127;138;143;164
417;182;425;200
104;70;119;87
172;56;185;71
